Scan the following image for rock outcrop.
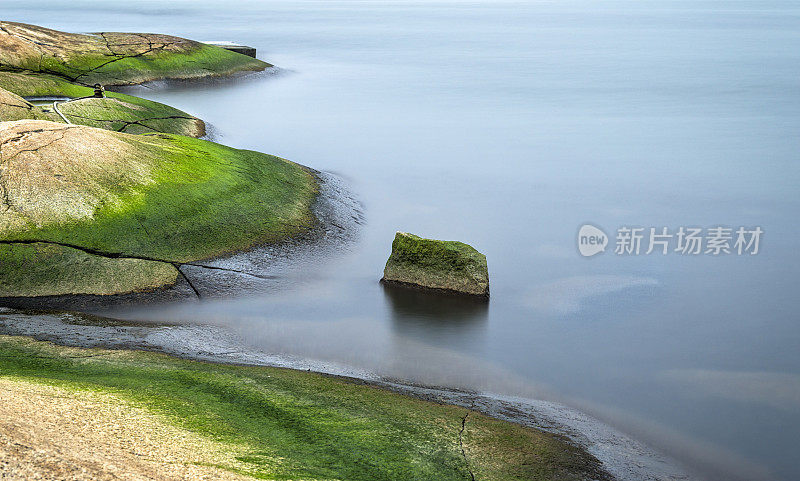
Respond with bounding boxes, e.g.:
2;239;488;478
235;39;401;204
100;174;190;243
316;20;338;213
382;232;489;297
0;242;178;297
0;21;269;86
0;86;53;121
55;96;204;137
0;120;318;297
0;83;204;136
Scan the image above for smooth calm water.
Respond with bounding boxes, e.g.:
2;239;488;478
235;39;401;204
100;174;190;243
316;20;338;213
7;1;800;479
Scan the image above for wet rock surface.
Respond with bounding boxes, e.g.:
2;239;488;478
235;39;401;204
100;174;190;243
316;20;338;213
0;171;362;309
382;232;490;297
0;120;321;301
0;307;695;481
0;21;269;86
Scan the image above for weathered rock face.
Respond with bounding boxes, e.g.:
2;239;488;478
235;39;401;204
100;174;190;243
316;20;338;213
0;86;54;121
56;96;205;137
0;73;205;137
0;120;318;298
0;70;105;98
382;232;489;297
0;21;269;86
0;242;178;297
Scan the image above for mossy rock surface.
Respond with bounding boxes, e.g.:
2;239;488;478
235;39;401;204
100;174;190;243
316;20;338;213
0;120;317;297
0;70;106;98
0;72;204;137
0;85;54;121
0;242;177;296
56;96;204;137
0;335;611;480
382;232;489;297
0;21;269;86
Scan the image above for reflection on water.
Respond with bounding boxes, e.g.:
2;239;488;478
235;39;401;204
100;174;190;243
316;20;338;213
382;282;488;344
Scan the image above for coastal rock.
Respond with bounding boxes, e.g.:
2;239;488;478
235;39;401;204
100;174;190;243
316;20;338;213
0;21;269;86
0;81;204;136
0;70;111;98
0;86;52;121
55;96;205;137
382;232;489;297
0;120;318;297
0;243;178;297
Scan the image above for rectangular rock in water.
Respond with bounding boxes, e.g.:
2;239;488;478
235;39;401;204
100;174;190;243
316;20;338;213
381;232;489;298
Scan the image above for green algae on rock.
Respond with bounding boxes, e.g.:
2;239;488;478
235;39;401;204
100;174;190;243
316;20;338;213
382;232;490;297
0;21;269;86
0;70;106;98
0;335;611;481
0;242;178;297
0;85;54;121
55;96;205;137
0;120;317;297
0;72;205;137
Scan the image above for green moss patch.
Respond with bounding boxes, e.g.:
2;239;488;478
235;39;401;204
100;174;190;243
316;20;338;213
1;122;318;263
0;121;317;295
0;85;56;121
0;243;178;297
0;71;93;98
0;21;269;86
57;97;204;137
12;133;317;262
0;71;205;137
383;232;490;297
0;335;609;480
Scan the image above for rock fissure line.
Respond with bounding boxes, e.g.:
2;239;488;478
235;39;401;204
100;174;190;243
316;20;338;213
55;111;196;132
0;125;76;145
459;410;476;481
0;128;70;164
0;239;274;286
0;35;176;87
0;179;13;213
97;32;121;57
0;25;62;49
115;115;196;132
174;265;201;299
0;100;34;110
0;63;85;85
72;39;180;84
181;263;278;281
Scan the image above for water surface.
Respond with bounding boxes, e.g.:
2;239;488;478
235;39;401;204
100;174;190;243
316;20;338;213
5;1;800;480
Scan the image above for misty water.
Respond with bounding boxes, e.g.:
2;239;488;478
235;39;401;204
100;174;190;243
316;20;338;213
6;1;800;480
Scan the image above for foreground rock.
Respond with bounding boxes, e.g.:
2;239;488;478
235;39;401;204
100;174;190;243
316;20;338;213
382;232;489;297
0;120;317;297
0;83;204;136
0;21;269;86
0;335;613;481
0;377;251;480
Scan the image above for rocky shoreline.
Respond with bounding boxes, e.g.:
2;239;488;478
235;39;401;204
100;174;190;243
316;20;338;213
0;308;696;481
1;20;694;481
0;22;326;303
0;170;364;310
